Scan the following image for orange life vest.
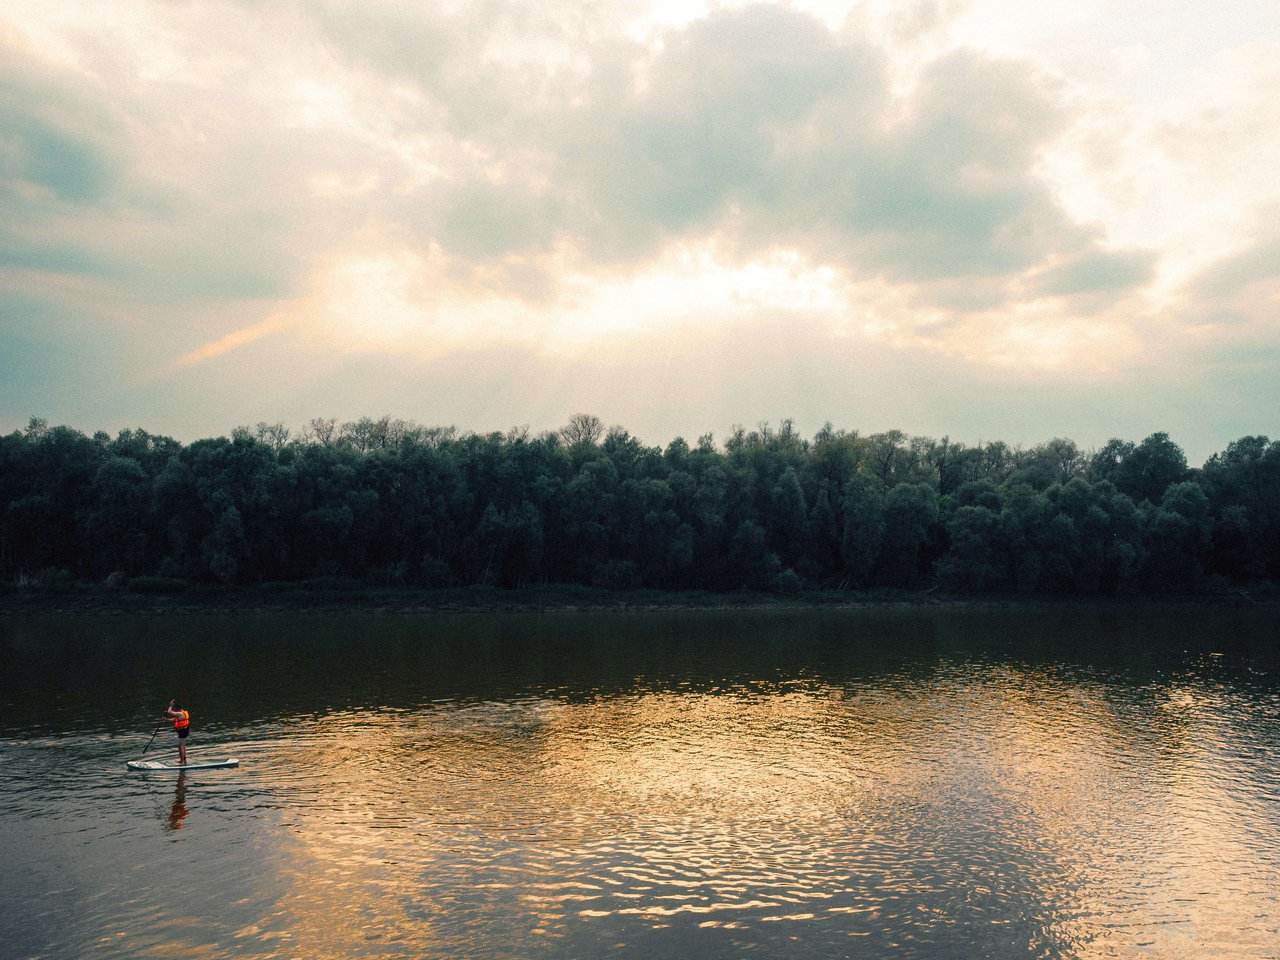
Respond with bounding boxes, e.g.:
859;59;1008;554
173;709;190;730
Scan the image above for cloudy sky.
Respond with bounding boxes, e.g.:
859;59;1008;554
2;0;1278;463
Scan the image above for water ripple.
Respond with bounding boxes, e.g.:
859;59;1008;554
4;610;1280;959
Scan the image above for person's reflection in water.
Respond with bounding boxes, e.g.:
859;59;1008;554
165;771;189;833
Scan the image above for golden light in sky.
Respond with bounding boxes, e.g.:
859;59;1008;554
3;0;1279;456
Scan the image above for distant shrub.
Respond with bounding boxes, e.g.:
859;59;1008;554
774;568;803;596
127;576;189;595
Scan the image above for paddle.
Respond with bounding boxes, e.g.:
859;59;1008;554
139;708;169;758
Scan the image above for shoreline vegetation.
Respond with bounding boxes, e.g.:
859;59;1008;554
1;579;1274;615
4;416;1280;605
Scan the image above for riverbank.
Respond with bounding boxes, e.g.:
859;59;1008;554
1;578;1273;615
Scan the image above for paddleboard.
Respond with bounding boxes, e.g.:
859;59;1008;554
126;758;240;771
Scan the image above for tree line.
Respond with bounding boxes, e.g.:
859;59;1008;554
2;414;1278;596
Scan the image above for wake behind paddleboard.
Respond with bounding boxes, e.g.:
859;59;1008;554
126;758;240;771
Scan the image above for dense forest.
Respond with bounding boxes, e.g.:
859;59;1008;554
2;414;1279;597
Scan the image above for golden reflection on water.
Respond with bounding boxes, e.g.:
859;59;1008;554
8;610;1280;960
231;668;1280;959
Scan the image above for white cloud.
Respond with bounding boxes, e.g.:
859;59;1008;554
1;0;1278;459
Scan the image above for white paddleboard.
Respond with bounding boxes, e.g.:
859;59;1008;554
126;758;240;771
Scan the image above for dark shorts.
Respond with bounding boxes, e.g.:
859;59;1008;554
177;727;189;740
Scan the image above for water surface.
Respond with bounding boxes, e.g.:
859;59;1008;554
2;605;1278;958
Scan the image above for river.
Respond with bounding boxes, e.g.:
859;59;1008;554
1;605;1278;959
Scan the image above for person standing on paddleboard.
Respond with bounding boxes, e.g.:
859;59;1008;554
164;700;190;765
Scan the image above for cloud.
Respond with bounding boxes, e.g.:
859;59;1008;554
557;6;872;258
295;2;1113;291
0;95;116;208
1031;248;1156;299
0;34;124;276
0;5;343;303
0;0;1277;462
176;314;294;367
1188;209;1280;309
0;1;1152;315
811;54;1078;283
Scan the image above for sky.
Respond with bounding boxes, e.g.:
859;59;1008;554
2;0;1278;464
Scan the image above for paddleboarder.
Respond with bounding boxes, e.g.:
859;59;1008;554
164;699;190;765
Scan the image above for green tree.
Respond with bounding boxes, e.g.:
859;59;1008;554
809;424;862;497
928;437;982;496
937;505;1005;592
808;483;840;578
728;519;780;590
948;479;1002;513
768;465;809;565
863;430;908;487
1086;438;1135;485
9;426;104;578
1115;432;1188;504
88;455;151;577
1141;481;1211;590
204;504;246;583
1048;478;1142;593
879;482;939;588
476;501;544;588
1000;484;1055;592
1007;438;1083;490
1201;436;1280;584
8;418;1280;598
840;473;886;587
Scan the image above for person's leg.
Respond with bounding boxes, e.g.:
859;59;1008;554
178;731;187;764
